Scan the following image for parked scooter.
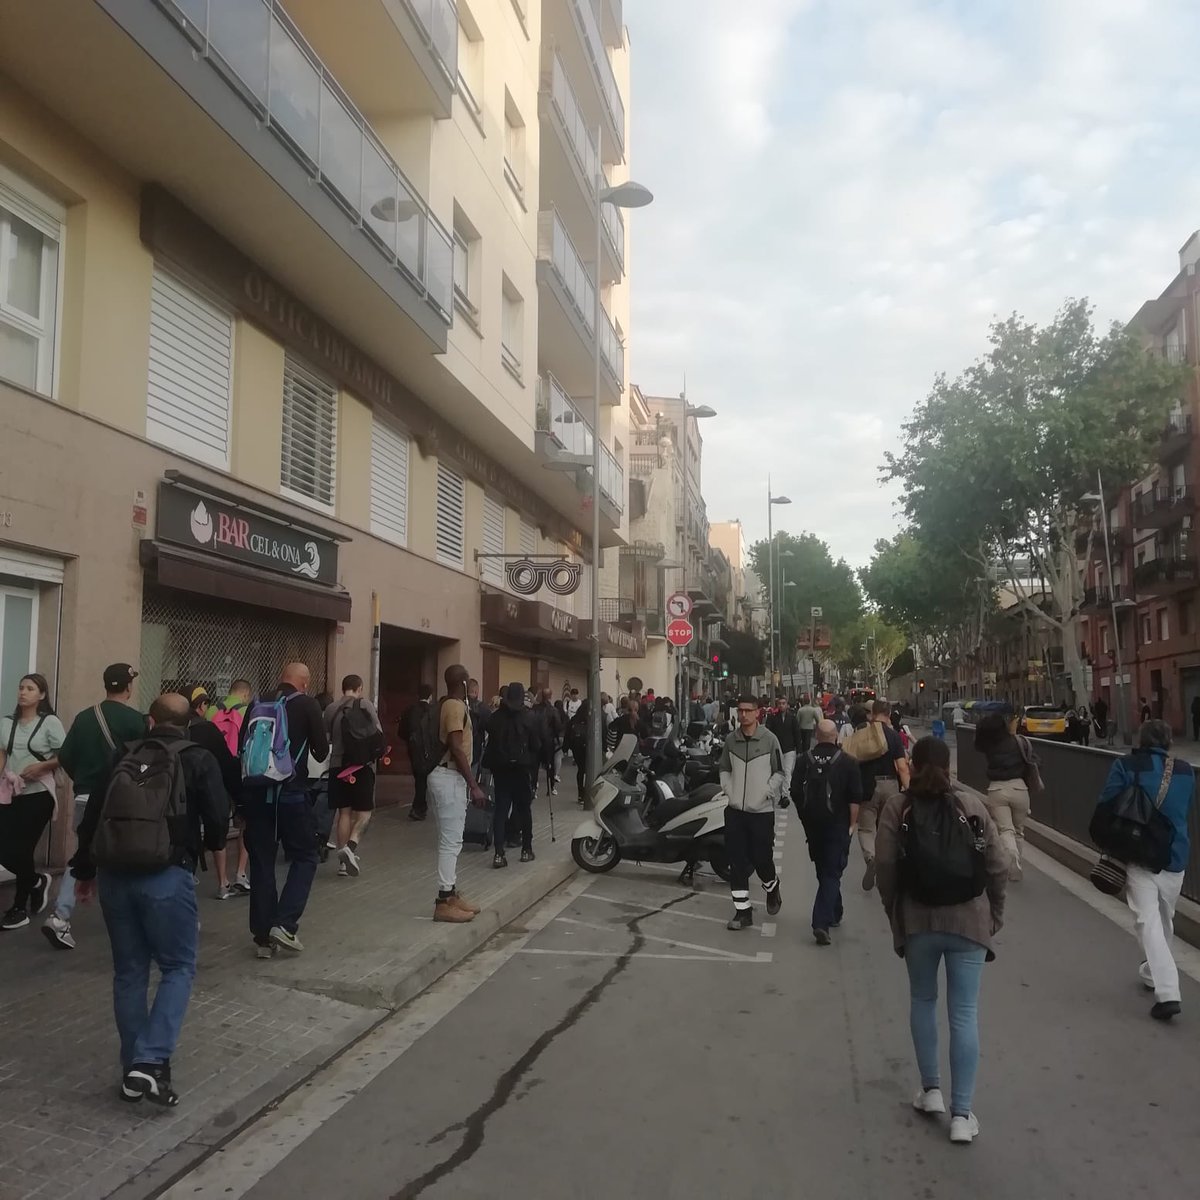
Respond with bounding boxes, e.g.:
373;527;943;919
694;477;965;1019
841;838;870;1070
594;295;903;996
571;730;730;884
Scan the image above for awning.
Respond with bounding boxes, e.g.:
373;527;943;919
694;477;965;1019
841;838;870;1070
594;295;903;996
141;541;352;623
581;619;647;658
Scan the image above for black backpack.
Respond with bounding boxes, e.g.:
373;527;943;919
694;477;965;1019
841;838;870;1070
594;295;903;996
798;749;842;824
408;699;446;776
341;698;385;766
92;737;191;871
1089;757;1176;872
899;792;988;907
486;709;533;769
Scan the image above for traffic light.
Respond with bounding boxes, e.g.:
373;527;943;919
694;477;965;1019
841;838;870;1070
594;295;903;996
918;679;926;691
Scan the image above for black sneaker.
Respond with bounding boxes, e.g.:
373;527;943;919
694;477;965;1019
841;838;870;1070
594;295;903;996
1151;1000;1182;1021
814;928;832;946
409;808;427;822
765;882;782;916
29;872;51;916
727;909;753;931
0;905;29;931
493;851;508;869
122;1062;179;1107
520;847;535;863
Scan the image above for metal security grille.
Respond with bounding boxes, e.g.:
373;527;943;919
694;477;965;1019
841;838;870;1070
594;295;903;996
281;352;337;507
139;589;329;707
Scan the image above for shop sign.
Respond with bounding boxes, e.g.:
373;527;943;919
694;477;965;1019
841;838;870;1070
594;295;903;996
504;558;582;596
480;592;579;642
156;483;339;586
588;620;647;659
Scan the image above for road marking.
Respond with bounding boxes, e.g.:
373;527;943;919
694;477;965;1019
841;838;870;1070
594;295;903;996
760;922;777;939
553;915;763;961
519;948;772;963
1025;844;1200;984
158;875;594;1200
578;892;730;924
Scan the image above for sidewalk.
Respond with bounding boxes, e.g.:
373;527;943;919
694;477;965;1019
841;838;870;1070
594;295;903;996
0;782;576;1200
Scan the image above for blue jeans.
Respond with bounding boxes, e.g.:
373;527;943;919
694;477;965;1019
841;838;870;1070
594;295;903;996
242;796;318;942
808;822;850;931
905;932;987;1117
98;866;199;1068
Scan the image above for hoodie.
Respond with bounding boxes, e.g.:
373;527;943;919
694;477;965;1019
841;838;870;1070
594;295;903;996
719;724;786;814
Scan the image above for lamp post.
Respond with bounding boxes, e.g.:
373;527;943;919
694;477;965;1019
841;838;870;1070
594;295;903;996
767;481;792;688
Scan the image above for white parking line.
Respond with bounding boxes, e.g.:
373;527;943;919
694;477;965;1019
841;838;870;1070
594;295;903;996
519;948;773;963
760;922;777;939
553;915;764;961
579;892;731;924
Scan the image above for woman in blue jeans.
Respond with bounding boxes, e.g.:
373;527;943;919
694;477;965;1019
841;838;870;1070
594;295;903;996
875;736;1009;1145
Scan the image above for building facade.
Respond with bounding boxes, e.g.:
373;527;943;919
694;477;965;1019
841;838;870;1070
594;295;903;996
0;0;640;857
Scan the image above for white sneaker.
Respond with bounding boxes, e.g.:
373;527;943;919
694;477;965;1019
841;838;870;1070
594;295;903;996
42;915;75;950
913;1087;946;1115
949;1113;980;1144
339;845;361;877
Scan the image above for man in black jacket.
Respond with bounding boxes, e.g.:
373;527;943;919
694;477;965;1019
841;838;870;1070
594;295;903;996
485;682;544;867
402;684;435;820
789;719;861;945
72;692;228;1107
767;694;803;784
532;689;564;798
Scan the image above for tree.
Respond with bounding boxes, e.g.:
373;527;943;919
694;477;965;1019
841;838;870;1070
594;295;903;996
834;613;907;692
885;299;1184;703
723;626;765;687
748;532;863;673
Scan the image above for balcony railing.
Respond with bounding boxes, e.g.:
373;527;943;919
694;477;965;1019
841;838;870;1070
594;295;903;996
629;452;659;477
570;0;625;152
536;374;624;512
1134;554;1198;593
536;210;623;385
599;597;636;623
602;199;625;265
1163;342;1187;365
1134;485;1196;527
1081;584;1127;610
157;0;453;324
1160;410;1193;461
546;51;599;192
402;0;459;85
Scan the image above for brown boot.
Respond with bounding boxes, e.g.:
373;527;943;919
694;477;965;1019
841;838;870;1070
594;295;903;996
434;897;475;923
450;890;481;915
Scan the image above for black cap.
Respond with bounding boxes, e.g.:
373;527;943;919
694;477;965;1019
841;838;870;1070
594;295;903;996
104;663;138;692
503;682;526;711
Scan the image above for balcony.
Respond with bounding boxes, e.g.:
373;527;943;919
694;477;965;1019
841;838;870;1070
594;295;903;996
1133;486;1196;530
535;374;624;520
629;452;660;478
536;210;624;402
1134;553;1199;597
569;0;625;157
1075;525;1127;557
599;0;624;48
1080;584;1129;612
1159;411;1193;463
282;0;458;119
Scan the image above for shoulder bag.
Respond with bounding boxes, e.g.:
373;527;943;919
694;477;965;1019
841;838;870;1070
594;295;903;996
1016;735;1045;797
1088;757;1175;896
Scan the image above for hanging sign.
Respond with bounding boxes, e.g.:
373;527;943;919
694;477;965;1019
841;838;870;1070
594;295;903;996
504;558;582;596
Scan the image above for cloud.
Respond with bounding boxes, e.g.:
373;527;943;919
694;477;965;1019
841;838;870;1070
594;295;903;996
628;0;1200;567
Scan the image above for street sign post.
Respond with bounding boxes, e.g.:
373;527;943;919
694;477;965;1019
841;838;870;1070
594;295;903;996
666;618;694;648
666;592;693;620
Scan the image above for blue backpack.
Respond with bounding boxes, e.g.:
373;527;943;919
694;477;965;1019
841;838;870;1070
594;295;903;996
241;696;295;786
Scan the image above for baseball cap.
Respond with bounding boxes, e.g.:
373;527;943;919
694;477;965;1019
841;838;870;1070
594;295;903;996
103;663;138;692
189;686;210;705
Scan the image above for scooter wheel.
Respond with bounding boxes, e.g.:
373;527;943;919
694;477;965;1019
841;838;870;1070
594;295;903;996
571;835;620;873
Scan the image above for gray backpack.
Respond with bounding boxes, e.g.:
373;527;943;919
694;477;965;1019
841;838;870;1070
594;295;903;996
92;737;190;870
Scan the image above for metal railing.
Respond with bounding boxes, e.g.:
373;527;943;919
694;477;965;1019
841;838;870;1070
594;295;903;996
402;0;459;84
570;0;625;151
156;0;453;324
602;199;625;266
1134;485;1195;522
546;51;599;193
628;452;659;477
536;374;624;512
599;597;636;622
1134;554;1198;589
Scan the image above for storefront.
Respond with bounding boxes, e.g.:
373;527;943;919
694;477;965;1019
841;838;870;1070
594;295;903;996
137;475;350;703
479;592;586;700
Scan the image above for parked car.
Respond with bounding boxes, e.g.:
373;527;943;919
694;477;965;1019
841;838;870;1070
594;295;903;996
1018;704;1069;740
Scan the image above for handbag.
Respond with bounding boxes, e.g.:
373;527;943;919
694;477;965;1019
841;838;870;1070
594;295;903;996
1087;757;1175;895
1016;735;1045;798
1089;854;1127;896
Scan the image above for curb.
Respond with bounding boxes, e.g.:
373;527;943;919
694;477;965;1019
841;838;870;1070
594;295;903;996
107;854;578;1200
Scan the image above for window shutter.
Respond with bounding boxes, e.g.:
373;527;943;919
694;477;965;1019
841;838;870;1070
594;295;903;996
281;353;337;507
370;415;409;546
518;517;537;557
435;463;466;569
146;267;232;468
481;494;505;585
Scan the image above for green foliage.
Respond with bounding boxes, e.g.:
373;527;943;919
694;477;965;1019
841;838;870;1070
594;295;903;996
723;626;765;680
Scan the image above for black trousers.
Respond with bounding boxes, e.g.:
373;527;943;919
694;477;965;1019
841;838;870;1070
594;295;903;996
411;769;429;817
492;766;533;852
0;792;54;906
725;806;777;909
242;799;318;942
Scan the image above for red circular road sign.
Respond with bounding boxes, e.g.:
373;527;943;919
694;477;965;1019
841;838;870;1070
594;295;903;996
666;618;694;648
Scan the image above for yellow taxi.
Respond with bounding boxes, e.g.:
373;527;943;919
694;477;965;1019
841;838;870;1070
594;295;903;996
1018;705;1069;740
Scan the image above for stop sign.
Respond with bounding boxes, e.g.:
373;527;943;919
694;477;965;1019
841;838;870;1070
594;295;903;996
666;618;694;647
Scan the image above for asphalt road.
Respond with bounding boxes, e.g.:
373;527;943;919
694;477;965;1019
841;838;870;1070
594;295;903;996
164;809;1200;1200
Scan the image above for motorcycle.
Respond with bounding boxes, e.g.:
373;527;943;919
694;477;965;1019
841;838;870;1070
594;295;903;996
571;730;730;884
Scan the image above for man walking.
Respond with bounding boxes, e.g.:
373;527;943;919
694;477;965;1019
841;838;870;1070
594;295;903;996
45;663;148;949
789;719;861;944
532;687;564;797
1097;719;1195;1020
719;695;787;930
402;685;435;820
796;693;822;755
71;693;228;1106
484;682;543;868
324;674;384;878
856;700;910;892
240;662;328;957
766;693;803;784
184;686;244;899
428;665;489;922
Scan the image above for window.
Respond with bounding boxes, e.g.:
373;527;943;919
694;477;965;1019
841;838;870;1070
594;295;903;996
369;413;409;546
1181;601;1193;637
1158;608;1170;642
501;275;523;380
1142;614;1153;645
146;266;233;469
0;169;62;396
1100;625;1110;655
435;462;466;569
456;3;484;131
503;89;525;200
281;353;337;509
452;204;480;326
481;494;506;586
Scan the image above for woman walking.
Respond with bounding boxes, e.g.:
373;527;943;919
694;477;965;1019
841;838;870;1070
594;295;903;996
875;736;1008;1145
0;673;66;930
973;711;1030;881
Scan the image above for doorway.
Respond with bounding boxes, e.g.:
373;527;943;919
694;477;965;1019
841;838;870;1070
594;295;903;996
378;624;452;776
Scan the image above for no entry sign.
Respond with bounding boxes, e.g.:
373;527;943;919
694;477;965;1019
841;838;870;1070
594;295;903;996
666;618;694;648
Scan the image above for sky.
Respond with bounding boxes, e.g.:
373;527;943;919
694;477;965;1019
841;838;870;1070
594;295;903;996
626;0;1200;569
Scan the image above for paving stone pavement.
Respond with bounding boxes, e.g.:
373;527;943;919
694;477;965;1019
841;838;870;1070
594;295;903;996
0;778;574;1200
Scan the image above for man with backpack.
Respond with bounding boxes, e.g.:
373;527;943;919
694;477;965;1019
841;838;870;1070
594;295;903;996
238;662;329;957
70;692;229;1107
324;674;384;878
44;663;148;950
206;679;252;743
484;682;543;868
401;684;435;821
789;719;862;944
184;687;246;899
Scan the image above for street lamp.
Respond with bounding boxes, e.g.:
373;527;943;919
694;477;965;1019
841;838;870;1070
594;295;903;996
767;481;792;687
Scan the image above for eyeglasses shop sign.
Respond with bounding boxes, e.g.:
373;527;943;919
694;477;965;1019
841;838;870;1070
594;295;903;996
156;484;339;586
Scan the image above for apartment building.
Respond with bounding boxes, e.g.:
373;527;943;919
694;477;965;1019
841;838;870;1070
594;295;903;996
0;1;638;789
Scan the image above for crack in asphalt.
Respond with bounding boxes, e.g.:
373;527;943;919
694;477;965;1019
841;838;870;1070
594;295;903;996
389;891;696;1199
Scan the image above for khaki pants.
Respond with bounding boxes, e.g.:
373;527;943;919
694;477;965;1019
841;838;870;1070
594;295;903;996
985;779;1030;879
858;777;900;862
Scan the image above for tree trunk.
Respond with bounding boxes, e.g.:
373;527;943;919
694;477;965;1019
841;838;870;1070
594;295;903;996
1062;613;1087;707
